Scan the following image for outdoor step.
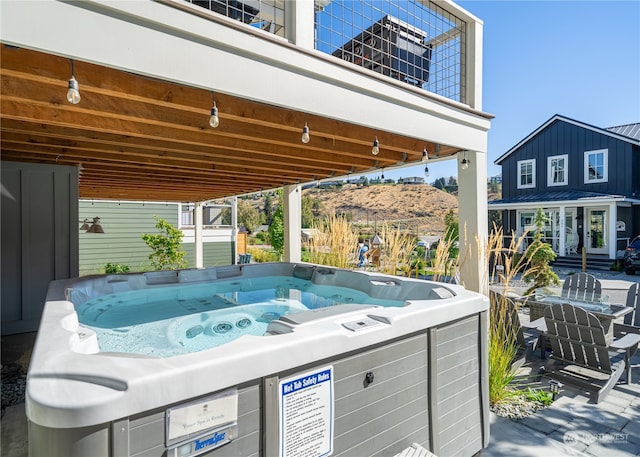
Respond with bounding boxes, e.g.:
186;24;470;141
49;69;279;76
551;256;615;272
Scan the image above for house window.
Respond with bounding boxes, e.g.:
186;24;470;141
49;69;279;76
180;204;194;227
547;154;568;187
517;159;536;189
584;149;608;183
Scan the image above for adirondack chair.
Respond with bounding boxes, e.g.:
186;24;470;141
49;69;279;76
489;291;543;366
614;283;640;336
561;272;602;302
542;303;640;404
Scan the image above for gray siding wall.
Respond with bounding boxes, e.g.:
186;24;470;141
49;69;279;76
79;201;233;275
79;201;177;275
501;120;636;199
1;161;79;334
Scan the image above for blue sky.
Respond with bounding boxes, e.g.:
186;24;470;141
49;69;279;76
377;0;640;183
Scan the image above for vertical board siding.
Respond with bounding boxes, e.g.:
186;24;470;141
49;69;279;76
1;161;78;334
435;316;482;457
79;201;233;275
501;119;635;198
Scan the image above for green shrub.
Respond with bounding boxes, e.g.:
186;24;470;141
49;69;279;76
247;246;279;263
141;216;187;271
522;209;560;295
104;263;130;274
523;388;554;406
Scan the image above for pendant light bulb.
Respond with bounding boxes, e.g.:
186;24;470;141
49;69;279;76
67;75;81;104
422;148;429;163
424;164;430;177
209;102;219;128
372;137;380;155
301;123;310;144
461;155;470;171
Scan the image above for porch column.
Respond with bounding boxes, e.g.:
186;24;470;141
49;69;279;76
458;150;488;294
194;201;204;268
609;202;617;259
232;196;238;264
283;184;302;262
558;206;566;256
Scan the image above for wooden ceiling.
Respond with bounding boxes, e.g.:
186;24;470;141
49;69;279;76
0;45;461;202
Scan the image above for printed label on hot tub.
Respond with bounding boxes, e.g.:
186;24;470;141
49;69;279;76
166;388;238;444
279;366;334;457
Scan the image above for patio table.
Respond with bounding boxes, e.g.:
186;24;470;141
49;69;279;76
528;290;633;339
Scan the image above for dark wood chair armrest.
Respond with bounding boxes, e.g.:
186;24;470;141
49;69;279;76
523;317;547;332
614;322;640;336
610;333;640;351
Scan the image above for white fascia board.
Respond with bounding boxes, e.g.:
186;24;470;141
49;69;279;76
1;0;491;153
488;196;638;211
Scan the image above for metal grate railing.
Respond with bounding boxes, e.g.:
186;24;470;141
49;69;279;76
186;0;286;37
315;0;466;103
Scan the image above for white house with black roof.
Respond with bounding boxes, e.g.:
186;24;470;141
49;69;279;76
489;114;640;262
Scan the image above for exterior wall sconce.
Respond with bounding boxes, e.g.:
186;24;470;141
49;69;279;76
461;152;470;170
86;217;105;233
301;123;310;143
79;219;91;231
67;59;81;104
371;137;380;155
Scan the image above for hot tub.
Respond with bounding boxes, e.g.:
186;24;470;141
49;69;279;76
27;262;489;457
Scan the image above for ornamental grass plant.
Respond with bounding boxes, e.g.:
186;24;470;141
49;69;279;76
485;225;533;405
305;213;360;269
378;223;416;276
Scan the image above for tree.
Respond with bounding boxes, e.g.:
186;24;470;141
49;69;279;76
301;195;316;228
443;209;459;259
433;177;446;190
488;210;502;232
237;199;260;233
141;216;187;270
523;208;560;295
269;191;285;259
263;193;274;224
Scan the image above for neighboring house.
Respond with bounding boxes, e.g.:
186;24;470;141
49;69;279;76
400;176;425;185
417;235;440;249
489;115;640;260
78;201;236;275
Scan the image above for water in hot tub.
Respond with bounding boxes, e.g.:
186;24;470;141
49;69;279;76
74;276;404;357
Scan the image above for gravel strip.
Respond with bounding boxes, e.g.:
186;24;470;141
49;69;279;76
490;394;548;420
1;363;26;419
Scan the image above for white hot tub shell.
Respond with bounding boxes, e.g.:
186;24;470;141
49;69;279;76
27;262;490;457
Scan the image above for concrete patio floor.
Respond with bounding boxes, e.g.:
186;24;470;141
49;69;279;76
484;270;640;457
3;270;640;457
484;348;640;457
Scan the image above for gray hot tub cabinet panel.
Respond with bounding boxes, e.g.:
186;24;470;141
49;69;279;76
432;316;484;457
29;315;486;457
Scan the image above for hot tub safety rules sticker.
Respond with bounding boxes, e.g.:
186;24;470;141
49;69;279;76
279;366;334;457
